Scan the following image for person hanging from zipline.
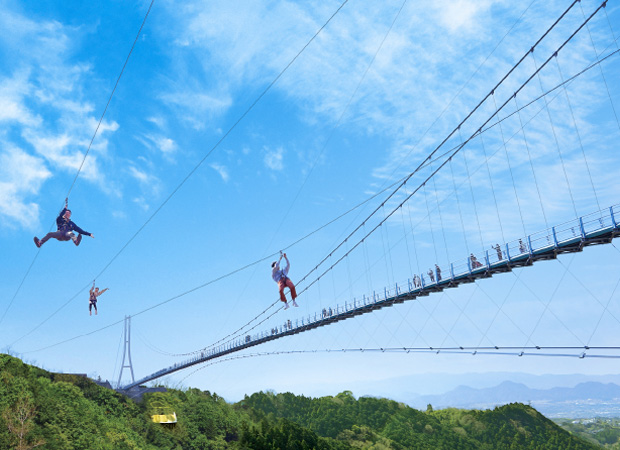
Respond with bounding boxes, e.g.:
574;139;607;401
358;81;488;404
89;280;109;316
272;252;298;310
34;198;94;248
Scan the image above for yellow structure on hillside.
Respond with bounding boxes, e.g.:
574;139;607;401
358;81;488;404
150;399;177;425
151;411;177;424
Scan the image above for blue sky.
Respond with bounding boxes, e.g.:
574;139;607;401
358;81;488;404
1;0;620;402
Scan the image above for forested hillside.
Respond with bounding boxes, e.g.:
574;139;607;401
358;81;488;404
240;390;601;449
0;354;599;449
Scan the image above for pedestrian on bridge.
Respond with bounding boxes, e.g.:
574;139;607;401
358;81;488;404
428;268;435;282
272;252;298;309
494;244;503;261
415;274;421;287
470;253;482;268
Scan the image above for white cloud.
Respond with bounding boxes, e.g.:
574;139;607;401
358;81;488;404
149;136;176;157
154;0;609;187
158;88;232;130
138;133;178;160
264;146;284;171
433;0;493;34
158;137;176;154
128;166;151;184
209;163;229;182
158;0;506;156
111;210;127;220
0;147;51;228
147;116;165;128
132;197;150;211
22;130;114;184
0;71;42;127
127;165;162;201
0;8;73;61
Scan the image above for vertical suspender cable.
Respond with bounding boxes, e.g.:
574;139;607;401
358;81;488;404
430;158;451;263
513;95;549;229
531;50;579;217
478;132;506;243
554;56;601;212
449;156;470;253
460;128;485;251
492;92;527;236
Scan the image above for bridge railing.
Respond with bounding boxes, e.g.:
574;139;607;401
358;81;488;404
375;205;618;296
582;210;612;234
452;260;470;277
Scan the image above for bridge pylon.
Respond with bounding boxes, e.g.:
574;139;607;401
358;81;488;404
117;315;135;388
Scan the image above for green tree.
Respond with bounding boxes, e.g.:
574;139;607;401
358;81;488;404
2;391;45;450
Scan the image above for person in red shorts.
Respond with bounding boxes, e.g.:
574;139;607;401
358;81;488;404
271;252;298;310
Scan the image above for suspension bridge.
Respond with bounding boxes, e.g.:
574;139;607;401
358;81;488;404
121;205;620;389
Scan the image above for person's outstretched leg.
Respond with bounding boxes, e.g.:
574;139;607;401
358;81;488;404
39;233;52;245
40;231;67;245
278;281;289;309
287;280;297;300
73;233;82;246
285;279;298;306
278;282;287;302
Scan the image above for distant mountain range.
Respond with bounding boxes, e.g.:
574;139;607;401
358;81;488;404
406;381;620;418
289;372;620;418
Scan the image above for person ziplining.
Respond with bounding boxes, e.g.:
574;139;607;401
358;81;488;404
272;252;298;310
34;198;94;248
89;281;109;316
